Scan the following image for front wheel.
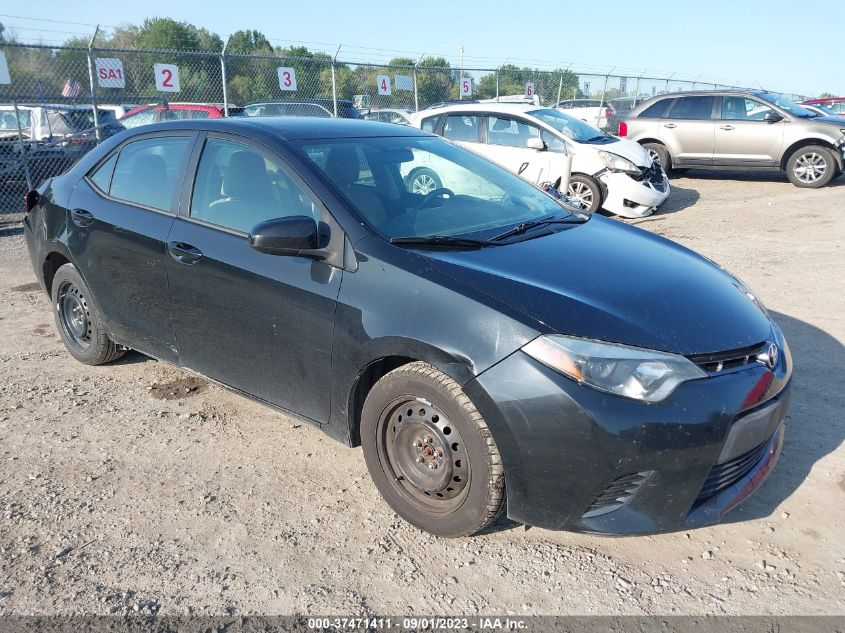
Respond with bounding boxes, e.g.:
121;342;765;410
360;362;506;537
786;145;837;188
406;168;442;195
567;175;602;212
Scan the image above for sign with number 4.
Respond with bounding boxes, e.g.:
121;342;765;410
525;82;535;98
460;77;472;97
278;67;297;91
154;63;180;92
377;75;391;96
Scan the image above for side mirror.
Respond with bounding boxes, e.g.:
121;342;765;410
763;112;784;123
249;215;320;256
526;137;546;151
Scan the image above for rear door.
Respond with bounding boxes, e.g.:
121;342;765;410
660;95;716;166
714;96;784;166
165;132;342;422
66;132;196;362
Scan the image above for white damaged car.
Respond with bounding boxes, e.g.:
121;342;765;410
411;102;670;218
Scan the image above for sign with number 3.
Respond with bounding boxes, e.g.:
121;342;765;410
278;67;297;91
154;63;180;92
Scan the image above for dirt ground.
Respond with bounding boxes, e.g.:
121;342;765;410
0;170;843;616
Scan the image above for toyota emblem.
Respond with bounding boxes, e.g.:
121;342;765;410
758;343;778;370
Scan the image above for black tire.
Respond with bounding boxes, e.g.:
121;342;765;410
51;263;125;366
360;361;506;537
642;142;672;172
566;174;602;212
406;167;442;195
785;145;837;188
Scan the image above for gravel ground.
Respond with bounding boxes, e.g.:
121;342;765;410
0;170;844;616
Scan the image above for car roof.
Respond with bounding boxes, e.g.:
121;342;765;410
418;102;541;116
130;116;431;140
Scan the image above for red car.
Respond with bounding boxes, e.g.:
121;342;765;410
801;97;845;117
119;103;243;128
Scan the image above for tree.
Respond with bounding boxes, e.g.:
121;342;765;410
416;56;454;107
818;92;835;98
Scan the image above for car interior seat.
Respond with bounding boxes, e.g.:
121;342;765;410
324;146;389;228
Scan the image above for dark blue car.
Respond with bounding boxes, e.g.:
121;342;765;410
22;117;792;537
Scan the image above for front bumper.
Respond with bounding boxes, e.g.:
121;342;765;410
598;170;670;218
465;332;791;534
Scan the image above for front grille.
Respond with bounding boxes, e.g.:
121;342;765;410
688;341;768;374
695;440;768;503
582;471;652;518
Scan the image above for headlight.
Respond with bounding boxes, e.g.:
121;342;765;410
523;335;706;403
598;151;641;175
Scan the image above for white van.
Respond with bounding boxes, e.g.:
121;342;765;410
410;102;670;218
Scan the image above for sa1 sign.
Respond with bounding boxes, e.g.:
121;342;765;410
277;67;297;91
377;75;391;96
525;82;535;98
95;58;125;88
154;63;180;92
460;77;472;97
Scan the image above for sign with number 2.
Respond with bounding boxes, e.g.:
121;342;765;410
277;67;297;91
154;63;180;92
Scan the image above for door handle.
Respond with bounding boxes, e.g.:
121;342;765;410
70;208;94;227
720;125;735;131
167;241;204;264
663;123;677;129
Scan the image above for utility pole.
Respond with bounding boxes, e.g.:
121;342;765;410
459;44;464;100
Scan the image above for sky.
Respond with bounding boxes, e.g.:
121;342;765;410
3;0;843;97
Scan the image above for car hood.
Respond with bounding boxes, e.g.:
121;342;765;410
597;137;654;167
423;216;773;355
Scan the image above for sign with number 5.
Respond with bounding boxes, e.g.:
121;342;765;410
277;67;297;91
376;75;391;96
154;63;180;92
460;77;472;97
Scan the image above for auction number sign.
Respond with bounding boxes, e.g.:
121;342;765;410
154;63;181;92
460;76;472;97
525;82;535;98
377;75;391;96
95;58;125;88
0;51;10;85
277;67;298;91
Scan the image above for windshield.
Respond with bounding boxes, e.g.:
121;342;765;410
754;92;816;118
294;136;581;241
528;108;607;142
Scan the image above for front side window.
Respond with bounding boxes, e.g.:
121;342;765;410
108;136;191;210
443;115;480;142
0;109;31;131
667;96;715;120
190;137;319;234
486;116;538;148
420;115;440;133
721;97;774;121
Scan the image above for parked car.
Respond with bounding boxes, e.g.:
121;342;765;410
1;104;123;190
552;99;615;130
240;99;361;119
606;97;641;136
800;103;841;118
23;117;791;537
361;108;414;125
801;97;845;117
119;103;242;129
411;102;669;217
98;104;138;120
620;90;845;188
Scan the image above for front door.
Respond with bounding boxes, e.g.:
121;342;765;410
479;115;563;185
713;96;784;166
166;133;342;423
660;95;716;166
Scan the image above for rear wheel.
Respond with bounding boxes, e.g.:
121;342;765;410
642;142;671;172
360;362;506;537
786;145;837;188
51;263;124;365
566;175;602;212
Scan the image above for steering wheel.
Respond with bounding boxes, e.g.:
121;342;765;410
412;188;455;213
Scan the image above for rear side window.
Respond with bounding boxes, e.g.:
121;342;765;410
88;153;118;192
833;102;845;114
667;96;715;120
443;115;480;142
108;136;191;211
638;99;672;118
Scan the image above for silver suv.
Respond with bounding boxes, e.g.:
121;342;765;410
619;90;845;188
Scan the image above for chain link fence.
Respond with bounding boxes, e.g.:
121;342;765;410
0;40;811;219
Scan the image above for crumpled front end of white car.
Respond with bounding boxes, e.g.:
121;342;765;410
595;151;670;218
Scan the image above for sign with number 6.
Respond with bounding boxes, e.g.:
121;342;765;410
154;63;180;92
460;77;472;97
525;82;535;98
277;67;297;91
377;75;391;96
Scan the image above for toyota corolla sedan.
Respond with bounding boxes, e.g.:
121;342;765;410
23;118;791;537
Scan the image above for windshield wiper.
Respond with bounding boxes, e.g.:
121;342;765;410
390;235;495;248
489;216;586;242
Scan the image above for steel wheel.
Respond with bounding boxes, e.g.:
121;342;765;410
56;281;92;352
411;173;438;195
793;152;828;184
567;180;594;209
378;397;470;512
